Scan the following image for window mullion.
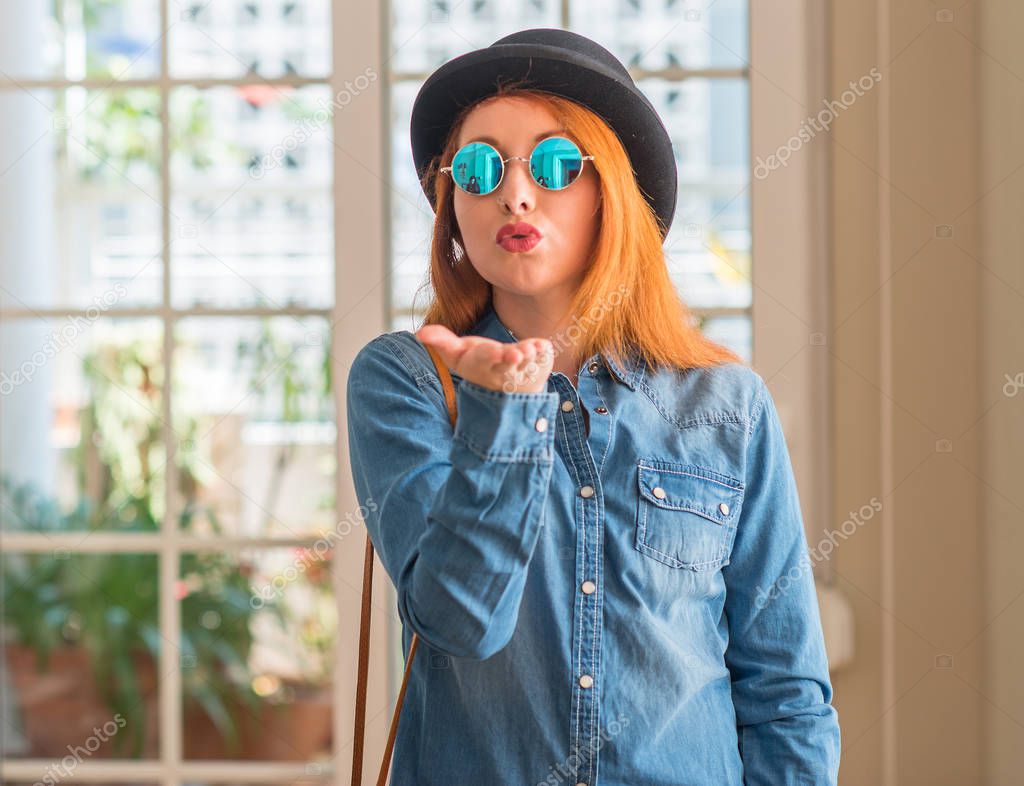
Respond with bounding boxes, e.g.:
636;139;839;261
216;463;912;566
158;0;182;783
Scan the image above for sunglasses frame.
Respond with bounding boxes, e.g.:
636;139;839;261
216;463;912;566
439;135;595;196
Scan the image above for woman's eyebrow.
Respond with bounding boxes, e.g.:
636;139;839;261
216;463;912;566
465;129;567;147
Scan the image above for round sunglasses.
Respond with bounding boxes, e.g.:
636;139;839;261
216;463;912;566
439;136;595;196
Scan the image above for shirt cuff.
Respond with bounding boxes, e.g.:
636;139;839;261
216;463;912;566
452;378;560;463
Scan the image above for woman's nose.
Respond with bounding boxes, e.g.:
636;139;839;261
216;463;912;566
497;158;536;214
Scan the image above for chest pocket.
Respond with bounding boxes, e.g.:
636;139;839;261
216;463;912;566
635;459;744;571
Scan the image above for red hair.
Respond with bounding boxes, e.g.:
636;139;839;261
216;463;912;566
417;84;744;373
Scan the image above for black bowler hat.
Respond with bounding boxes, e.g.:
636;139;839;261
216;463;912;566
409;27;678;239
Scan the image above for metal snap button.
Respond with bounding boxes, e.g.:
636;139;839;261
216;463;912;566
535;416;549;432
561;399;574;412
580;485;595;498
587;362;600;373
719;502;730;515
579;674;594;688
581;580;596;595
652;486;666;499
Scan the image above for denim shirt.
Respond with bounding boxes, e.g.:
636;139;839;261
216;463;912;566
346;303;841;786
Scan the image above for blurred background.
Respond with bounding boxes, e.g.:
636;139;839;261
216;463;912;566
0;1;1020;785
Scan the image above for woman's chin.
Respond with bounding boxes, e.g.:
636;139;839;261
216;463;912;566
488;271;563;297
473;252;585;297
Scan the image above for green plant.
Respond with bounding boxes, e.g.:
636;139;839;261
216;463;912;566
2;321;336;756
0;331;277;757
234;319;334;530
0;473;279;758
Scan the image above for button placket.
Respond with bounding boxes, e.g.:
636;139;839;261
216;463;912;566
552;371;604;786
588;369;615;476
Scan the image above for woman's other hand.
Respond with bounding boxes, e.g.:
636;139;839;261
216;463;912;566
416;324;554;394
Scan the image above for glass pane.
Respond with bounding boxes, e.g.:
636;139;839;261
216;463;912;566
0;318;165;532
0;88;163;311
390;81;439;320
700;315;751;363
389;0;562;73
571;0;748;70
169;86;334;309
0;1;160;81
173;317;335;538
181;548;336;761
3;553;160;759
170;1;331;79
649;77;751;309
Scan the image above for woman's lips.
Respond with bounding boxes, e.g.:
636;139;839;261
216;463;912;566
498;234;543;252
496;221;543;253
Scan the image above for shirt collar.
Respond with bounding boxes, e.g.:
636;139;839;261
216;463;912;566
467;302;644;391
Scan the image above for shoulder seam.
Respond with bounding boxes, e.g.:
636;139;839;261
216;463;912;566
375;332;449;412
747;375;769;437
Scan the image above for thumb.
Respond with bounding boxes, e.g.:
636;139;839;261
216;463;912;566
415;324;464;367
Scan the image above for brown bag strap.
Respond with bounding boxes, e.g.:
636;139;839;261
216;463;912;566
352;341;457;786
424;344;458;426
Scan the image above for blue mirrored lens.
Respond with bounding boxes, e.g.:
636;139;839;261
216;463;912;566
449;142;503;195
530;137;585;190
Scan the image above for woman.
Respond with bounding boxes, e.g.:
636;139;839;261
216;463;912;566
347;28;840;786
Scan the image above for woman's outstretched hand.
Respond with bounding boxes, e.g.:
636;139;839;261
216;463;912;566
416;324;554;394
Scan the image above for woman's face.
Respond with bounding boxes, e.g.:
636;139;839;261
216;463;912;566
452;96;601;300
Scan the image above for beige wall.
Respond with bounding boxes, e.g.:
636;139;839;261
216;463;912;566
827;0;999;783
977;2;1024;783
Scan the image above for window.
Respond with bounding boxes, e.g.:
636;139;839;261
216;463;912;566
1;0;338;780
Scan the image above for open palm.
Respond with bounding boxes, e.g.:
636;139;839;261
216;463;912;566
415;324;554;394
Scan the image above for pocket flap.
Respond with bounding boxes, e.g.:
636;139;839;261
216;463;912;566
637;461;743;527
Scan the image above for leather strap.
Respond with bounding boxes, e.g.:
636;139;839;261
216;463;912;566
352;340;457;786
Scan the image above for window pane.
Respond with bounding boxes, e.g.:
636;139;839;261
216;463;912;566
389;1;562;73
181;548;336;761
173;317;334;538
700;315;751;363
390;81;439;319
571;0;748;70
648;77;751;309
169;86;334;309
0;318;165;533
0;88;163;311
0;1;160;81
170;1;331;79
3;553;160;759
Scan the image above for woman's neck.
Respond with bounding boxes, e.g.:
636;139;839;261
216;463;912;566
491;291;586;384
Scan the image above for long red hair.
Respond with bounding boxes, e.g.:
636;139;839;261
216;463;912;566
418;84;743;373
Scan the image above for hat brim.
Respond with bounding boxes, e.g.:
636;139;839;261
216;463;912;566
410;43;678;238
